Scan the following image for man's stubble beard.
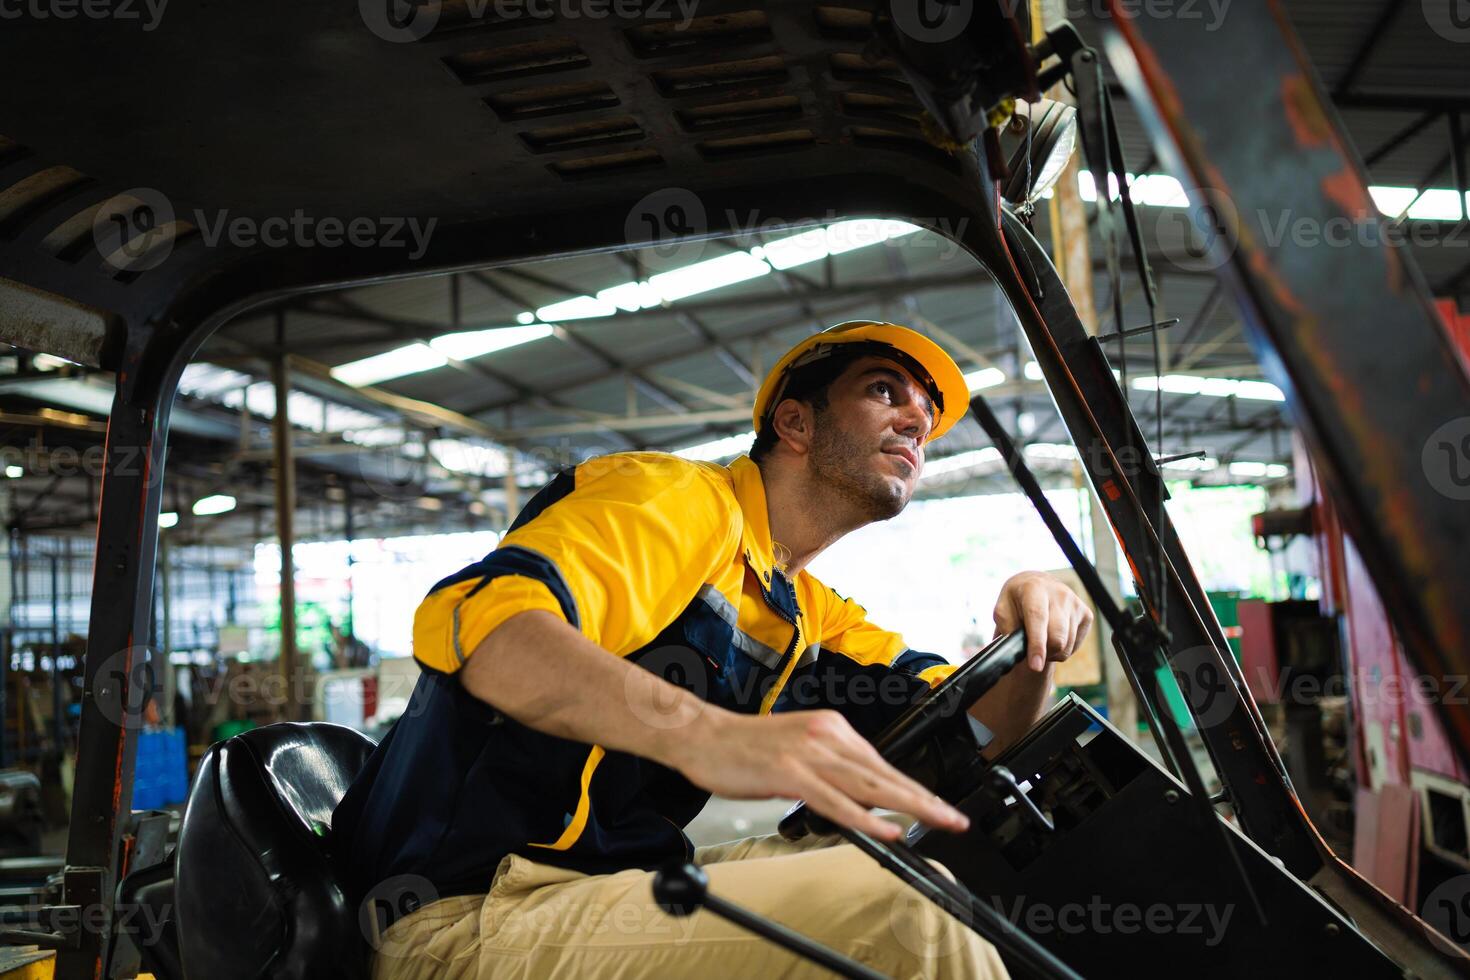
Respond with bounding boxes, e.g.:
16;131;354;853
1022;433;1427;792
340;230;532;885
807;409;911;523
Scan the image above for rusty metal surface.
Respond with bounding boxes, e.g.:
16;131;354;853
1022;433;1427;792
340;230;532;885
1100;0;1470;774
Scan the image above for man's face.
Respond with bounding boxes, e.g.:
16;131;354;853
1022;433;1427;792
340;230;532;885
805;355;935;521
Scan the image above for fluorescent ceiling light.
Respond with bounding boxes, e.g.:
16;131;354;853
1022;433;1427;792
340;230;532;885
674;430;755;462
192;494;236;516
3;465;21;478
1072;172;1466;222
158;511;179;528
1132;375;1285;401
598;280;663;312
1228;461;1289;479
965;367;1006;391
516;311;536;324
331;343;448;387
648;252;771;303
428;324;552;361
536;295;617;322
760;220;918;272
1023;361;1044;381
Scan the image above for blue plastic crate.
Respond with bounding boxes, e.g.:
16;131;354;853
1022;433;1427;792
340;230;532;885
134;728;188;810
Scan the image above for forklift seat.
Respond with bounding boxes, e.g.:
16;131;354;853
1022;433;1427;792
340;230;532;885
175;721;378;980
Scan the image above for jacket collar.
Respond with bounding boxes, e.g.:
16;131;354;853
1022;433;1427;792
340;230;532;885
728;454;781;589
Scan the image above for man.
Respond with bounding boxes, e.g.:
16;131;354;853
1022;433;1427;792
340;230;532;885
333;320;1093;979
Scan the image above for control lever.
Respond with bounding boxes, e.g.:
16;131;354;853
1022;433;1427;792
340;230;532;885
653;861;889;980
985;765;1054;832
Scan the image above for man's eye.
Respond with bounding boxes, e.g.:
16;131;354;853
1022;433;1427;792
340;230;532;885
871;381;892;397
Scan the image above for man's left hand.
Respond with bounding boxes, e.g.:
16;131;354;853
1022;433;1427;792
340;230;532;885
992;571;1094;673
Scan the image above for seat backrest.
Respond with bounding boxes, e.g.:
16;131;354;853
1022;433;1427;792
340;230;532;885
175;721;377;980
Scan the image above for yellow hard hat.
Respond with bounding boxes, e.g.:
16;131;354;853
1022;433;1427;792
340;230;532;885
752;321;969;443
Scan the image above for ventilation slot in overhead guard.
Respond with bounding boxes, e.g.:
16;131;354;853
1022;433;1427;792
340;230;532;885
0;166;91;241
444;38;590;85
625;10;771;58
676;95;801;133
486;81;620;120
520;116;644;153
696;129;815;159
652;56;788;96
839;91;922;126
548;148;663;178
813;6;874;40
849;126;958;170
829;52;908;91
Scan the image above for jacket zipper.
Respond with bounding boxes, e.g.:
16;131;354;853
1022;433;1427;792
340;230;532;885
757;573;803;682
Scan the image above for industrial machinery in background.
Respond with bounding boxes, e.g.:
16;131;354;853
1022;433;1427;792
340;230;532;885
1246;298;1470;923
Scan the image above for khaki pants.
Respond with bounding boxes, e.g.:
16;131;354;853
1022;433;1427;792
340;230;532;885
372;831;1008;980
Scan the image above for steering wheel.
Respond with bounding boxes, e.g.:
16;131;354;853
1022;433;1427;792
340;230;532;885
778;630;1029;841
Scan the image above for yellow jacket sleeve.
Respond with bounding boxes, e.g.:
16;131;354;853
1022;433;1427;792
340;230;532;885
412;452;742;673
817;584;957;689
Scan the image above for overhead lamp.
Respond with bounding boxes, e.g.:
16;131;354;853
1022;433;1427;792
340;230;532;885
996;99;1079;208
158;511;179;528
192;494;236;516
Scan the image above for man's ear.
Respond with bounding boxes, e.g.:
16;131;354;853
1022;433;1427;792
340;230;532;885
770;398;814;456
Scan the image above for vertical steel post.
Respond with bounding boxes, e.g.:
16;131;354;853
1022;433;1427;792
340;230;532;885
272;316;299;722
57;376;169;979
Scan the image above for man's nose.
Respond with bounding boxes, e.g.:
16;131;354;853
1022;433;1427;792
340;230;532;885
897;398;932;441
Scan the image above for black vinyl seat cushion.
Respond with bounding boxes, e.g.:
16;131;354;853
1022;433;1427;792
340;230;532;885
175;722;377;980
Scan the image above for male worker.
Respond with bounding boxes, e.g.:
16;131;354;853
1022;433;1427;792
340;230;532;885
333;320;1093;979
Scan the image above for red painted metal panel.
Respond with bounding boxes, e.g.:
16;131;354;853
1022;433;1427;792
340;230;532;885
1237;599;1281;704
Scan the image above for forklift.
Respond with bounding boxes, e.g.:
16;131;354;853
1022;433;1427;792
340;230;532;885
1;1;1469;977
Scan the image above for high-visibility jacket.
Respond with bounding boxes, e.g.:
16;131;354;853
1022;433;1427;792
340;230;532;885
333;452;957;905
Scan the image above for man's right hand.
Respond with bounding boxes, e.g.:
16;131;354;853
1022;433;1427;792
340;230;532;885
663;708;970;842
467;610;968;843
